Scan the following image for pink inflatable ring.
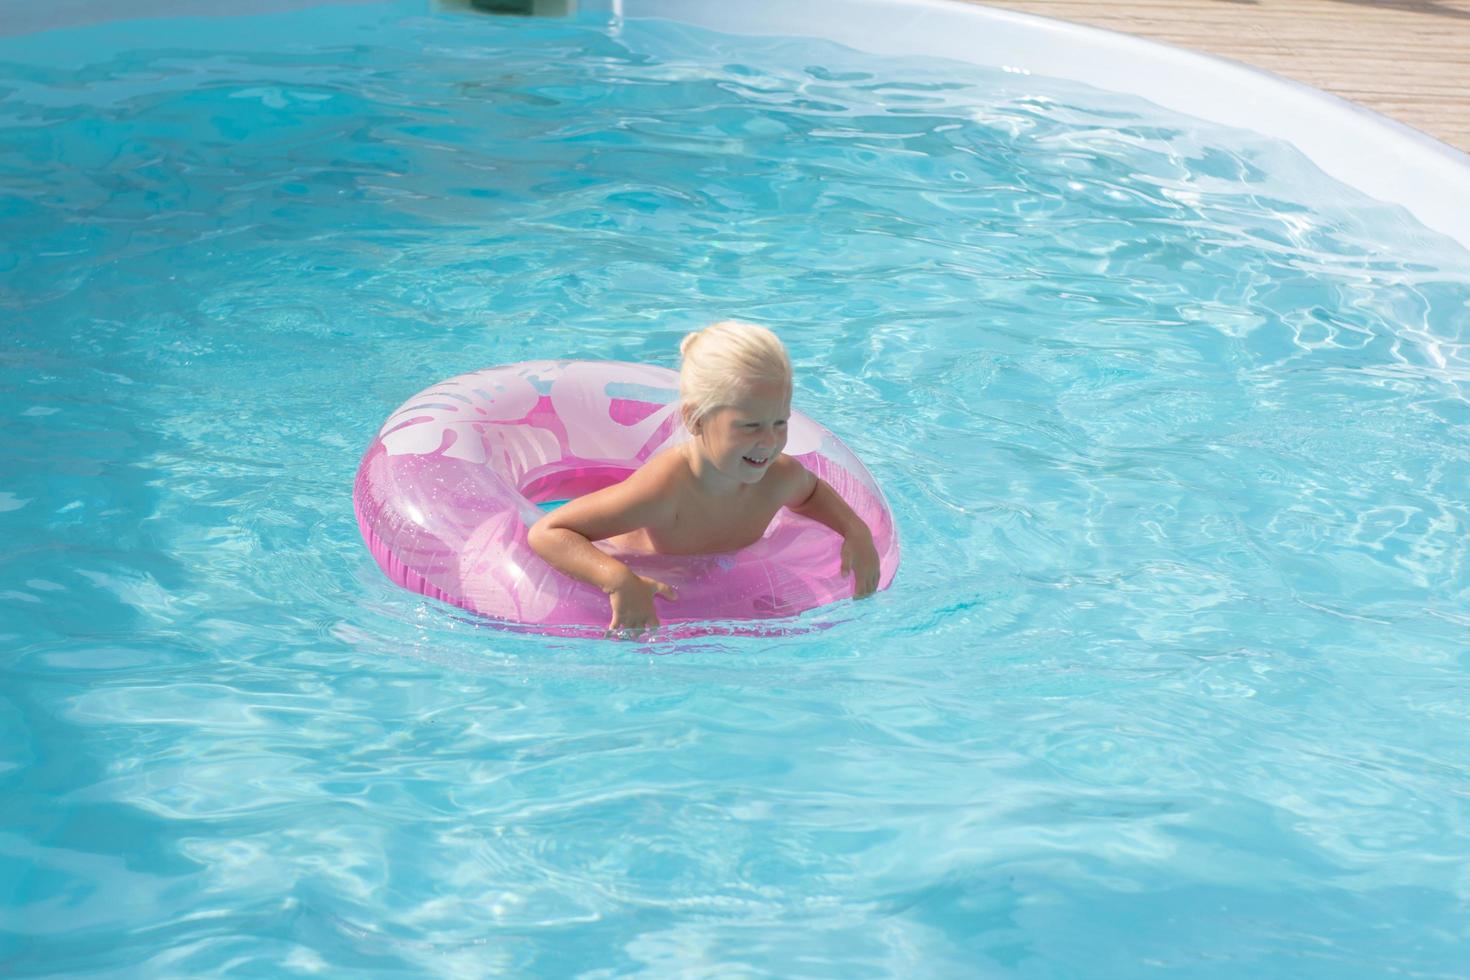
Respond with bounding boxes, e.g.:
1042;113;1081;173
354;360;899;632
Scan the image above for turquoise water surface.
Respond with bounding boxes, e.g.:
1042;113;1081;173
4;2;1470;975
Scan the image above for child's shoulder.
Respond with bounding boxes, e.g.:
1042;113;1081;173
769;452;808;479
769;453;816;503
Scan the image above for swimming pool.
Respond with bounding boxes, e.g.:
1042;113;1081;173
3;0;1469;975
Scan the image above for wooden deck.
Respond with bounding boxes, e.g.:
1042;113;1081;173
965;0;1470;154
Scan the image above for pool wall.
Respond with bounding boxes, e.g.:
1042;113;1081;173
9;0;1468;250
620;0;1470;252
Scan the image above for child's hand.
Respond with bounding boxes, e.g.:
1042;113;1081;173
841;530;881;598
607;573;677;636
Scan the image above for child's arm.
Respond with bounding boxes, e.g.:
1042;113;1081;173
527;466;678;632
783;461;881;598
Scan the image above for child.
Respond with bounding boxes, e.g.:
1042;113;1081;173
527;321;881;633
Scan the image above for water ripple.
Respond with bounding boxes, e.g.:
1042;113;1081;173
2;4;1470;976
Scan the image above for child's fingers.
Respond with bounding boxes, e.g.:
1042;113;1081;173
636;575;677;601
606;612;660;637
604;627;657;640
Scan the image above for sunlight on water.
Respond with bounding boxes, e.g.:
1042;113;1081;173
2;1;1469;975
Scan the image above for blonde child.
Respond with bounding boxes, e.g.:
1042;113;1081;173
527;321;881;633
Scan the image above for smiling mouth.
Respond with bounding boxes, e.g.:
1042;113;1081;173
743;455;770;466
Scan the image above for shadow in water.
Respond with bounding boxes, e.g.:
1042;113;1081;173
439;0;578;17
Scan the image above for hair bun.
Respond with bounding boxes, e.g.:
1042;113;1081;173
679;331;701;359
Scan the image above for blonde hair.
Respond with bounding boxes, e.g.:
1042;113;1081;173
679;320;792;430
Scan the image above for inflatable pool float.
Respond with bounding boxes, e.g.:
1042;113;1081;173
354;360;898;633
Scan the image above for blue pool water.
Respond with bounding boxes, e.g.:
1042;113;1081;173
4;2;1470;975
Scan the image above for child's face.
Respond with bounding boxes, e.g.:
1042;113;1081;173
695;383;791;484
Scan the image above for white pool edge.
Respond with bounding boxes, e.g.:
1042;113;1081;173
619;0;1470;253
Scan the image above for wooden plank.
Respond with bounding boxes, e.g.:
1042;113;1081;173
964;0;1470;152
